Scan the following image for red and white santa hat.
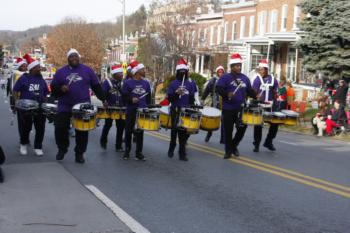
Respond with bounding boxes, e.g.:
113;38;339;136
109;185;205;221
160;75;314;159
130;60;145;75
176;58;189;71
229;53;243;65
111;64;123;75
216;65;225;73
16;57;27;68
258;59;269;68
23;54;40;71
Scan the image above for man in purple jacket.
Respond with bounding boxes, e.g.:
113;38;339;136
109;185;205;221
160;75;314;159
122;61;151;161
51;49;106;163
13;55;48;156
167;58;195;161
100;64;125;152
216;54;256;159
252;60;279;152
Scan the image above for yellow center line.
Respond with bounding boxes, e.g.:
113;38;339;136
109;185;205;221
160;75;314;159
146;131;350;199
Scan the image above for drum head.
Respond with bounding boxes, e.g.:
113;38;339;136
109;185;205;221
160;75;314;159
160;106;170;114
273;112;286;117
73;103;97;114
16;99;39;110
200;107;221;117
281;110;299;117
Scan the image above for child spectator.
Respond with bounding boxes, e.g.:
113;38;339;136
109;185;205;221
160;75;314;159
277;80;287;110
286;81;295;110
312;113;326;136
325;115;340;136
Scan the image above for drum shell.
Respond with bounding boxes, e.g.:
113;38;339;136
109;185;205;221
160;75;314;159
200;107;221;131
281;110;299;126
72;104;97;131
160;107;171;129
242;107;263;125
264;112;286;124
110;107;126;120
178;109;201;134
97;107;111;119
137;109;160;131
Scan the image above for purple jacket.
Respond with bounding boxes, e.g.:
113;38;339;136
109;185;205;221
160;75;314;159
122;78;151;112
252;75;278;102
102;78;124;106
167;79;195;108
13;73;49;104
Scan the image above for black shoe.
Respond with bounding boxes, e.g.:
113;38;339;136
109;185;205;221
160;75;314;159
168;150;174;158
75;154;85;164
220;139;224;144
223;153;232;159
205;135;210;143
263;143;276;151
100;141;107;150
179;156;188;161
123;153;130;160
135;153;146;161
253;142;259;153
115;147;124;152
0;167;3;183
56;150;66;161
232;148;240;157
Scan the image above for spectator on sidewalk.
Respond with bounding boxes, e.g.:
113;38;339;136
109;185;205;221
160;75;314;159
312;113;326;136
286;81;295;110
277;79;287;110
325;115;341;136
333;79;348;107
332;100;347;127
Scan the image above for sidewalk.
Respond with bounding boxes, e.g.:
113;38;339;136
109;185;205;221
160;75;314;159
0;162;131;233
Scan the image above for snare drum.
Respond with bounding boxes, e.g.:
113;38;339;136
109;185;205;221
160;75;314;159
242;106;263;125
109;107;126;120
72;103;97;131
179;108;202;134
97;106;110;119
263;111;286;124
137;108;160;131
281;110;299;126
160;106;172;129
41;103;57;116
200;107;221;131
15;99;39;111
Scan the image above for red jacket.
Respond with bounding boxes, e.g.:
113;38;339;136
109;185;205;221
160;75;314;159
325;119;339;135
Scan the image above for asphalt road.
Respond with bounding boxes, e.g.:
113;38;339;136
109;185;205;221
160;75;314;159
1;89;349;233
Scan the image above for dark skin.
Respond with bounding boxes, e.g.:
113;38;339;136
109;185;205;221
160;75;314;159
217;69;224;78
228;63;242;98
113;72;124;81
258;67;268;78
18;64;28;72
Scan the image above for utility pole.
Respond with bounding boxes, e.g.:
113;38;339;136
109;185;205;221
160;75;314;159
122;0;126;59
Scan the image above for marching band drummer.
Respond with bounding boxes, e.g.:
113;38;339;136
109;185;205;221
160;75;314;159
252;60;279;152
216;54;256;159
201;65;225;143
100;64;125;152
51;48;106;164
13;54;48;156
167;58;196;161
122;60;151;161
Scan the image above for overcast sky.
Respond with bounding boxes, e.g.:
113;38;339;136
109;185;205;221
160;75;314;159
0;0;151;31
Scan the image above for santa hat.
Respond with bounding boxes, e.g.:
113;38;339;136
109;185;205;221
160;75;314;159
67;48;81;58
23;54;40;71
216;65;225;73
127;60;135;71
229;53;243;65
16;57;27;68
176;58;189;71
258;59;269;68
111;64;123;75
130;60;145;75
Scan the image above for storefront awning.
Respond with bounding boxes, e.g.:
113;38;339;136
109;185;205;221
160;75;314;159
265;32;300;42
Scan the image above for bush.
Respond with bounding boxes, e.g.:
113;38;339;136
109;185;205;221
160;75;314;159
162;72;207;95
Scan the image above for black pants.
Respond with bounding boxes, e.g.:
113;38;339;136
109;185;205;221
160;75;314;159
253;123;279;146
54;112;88;154
124;109;143;154
222;109;247;154
169;107;189;157
100;119;125;149
18;110;46;149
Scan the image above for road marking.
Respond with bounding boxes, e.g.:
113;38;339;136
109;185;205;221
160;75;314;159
85;185;151;233
279;140;299;146
147;131;350;199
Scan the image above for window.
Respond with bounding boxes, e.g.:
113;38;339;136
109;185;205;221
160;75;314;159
232;21;237;40
224;21;228;43
210;26;214;45
293;6;301;29
217;25;221;44
281;4;288;31
191;30;196;47
258;11;267;35
240;16;246;38
249;15;255;37
287;47;296;81
269;10;278;33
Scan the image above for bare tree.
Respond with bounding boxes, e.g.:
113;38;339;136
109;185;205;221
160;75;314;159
46;17;104;71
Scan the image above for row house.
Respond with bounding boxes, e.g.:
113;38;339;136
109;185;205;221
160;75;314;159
175;0;303;81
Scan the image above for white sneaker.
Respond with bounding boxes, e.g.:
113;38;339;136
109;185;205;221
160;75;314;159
34;149;44;157
20;144;28;155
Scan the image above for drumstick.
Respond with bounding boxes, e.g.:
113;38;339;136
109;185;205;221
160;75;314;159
139;92;149;99
229;82;243;100
179;74;185;99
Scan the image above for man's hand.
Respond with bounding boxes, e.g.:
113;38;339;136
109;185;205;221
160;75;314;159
103;101;109;109
132;97;139;103
61;85;69;93
228;92;235;99
175;88;184;96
